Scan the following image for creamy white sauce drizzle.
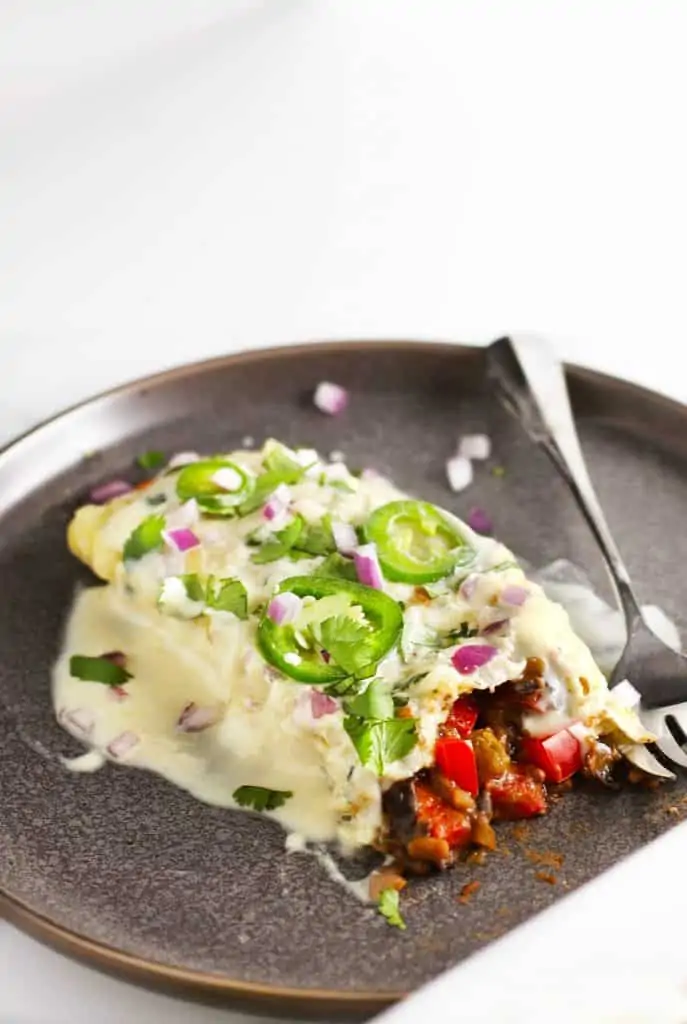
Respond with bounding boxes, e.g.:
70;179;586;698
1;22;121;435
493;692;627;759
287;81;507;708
53;445;655;873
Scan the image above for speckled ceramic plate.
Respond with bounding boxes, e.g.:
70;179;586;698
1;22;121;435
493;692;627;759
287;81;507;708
1;341;686;1019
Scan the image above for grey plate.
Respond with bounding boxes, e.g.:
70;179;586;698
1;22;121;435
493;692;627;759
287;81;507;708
1;341;686;1019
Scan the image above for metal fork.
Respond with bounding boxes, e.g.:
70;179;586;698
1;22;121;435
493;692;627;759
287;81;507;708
487;334;687;777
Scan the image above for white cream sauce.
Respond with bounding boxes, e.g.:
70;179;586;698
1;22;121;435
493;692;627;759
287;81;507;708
53;443;651;857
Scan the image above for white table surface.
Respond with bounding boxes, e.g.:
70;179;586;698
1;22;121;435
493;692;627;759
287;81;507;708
1;2;686;1022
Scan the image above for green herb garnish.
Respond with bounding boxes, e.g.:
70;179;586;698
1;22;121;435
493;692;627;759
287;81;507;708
313;553;358;581
292;515;336;557
137;450;165;471
145;493;167;507
345;678;394;721
343;715;417;776
233;786;293;811
319;616;378;678
122;514;166;561
206;577;248;619
251;514;304;564
69;655;132;687
378;888;406;930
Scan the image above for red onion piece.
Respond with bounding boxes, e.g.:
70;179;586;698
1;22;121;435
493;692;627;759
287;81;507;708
354;543;384;590
452;643;498;674
311;690;339;718
107;731;139;759
460;575;478;601
262;483;291;522
458;434;492;461
163;527;201;552
331;520;358;555
467;507;493;535
481;619;509;635
313;381;349;416
61;707;95;737
267;592;303;625
101;650;127;667
501;584;529;607
177;702;220;732
168;451;200;469
446;454;473;493
211;466;243;492
108;685;129;702
89;479;133;504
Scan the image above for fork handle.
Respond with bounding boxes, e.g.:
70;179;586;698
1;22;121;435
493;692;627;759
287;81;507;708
487;335;643;628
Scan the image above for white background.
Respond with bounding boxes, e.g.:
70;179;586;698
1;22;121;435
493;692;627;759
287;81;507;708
1;2;686;1022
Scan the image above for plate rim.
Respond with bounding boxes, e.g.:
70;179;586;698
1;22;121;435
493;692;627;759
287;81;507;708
1;337;685;1015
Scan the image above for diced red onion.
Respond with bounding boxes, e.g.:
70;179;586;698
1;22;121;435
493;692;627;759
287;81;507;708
460;575;478;601
89;479;133;504
107;731;139;759
108;685;129;702
354;543;384;590
452;643;498;675
481;618;509;635
267;592;303;625
167;451;200;469
311;690;339;719
163;527;201;552
458;434;492;461
176;702;220;733
61;707;95;737
501;585;529;607
314;381;349;416
211;466;244;492
102;650;127;667
332;521;358;555
262;483;291;522
446;454;473;493
467;507;493;534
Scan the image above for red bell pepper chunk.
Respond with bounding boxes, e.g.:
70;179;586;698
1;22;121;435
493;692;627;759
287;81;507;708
443;695;479;738
488;770;547;819
435;737;479;795
520;728;582;784
414;783;473;847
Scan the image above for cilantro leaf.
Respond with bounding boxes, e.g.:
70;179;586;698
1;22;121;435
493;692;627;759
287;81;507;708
69;654;132;687
313;553;358;581
122;514;166;561
378;889;406;930
207;577;248;619
447;622;479;641
343;716;417;775
292;514;336;557
136;450;165;471
251;514;305;564
145;493;167;507
262;442;305;482
319;615;378;678
233;786;293;811
345;678;394;721
179;573;206;603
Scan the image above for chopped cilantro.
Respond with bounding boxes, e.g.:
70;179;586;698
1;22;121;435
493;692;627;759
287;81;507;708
251;514;305;564
179;573;206;603
343;715;417;775
69;654;132;687
233;786;293;811
122;514;165;561
447;621;479;641
378;888;406;930
207;577;248;619
262;442;305;482
292;515;336;557
345;678;394;721
136;450;165;471
313;553;358;581
145;493;167;507
319;616;378;678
